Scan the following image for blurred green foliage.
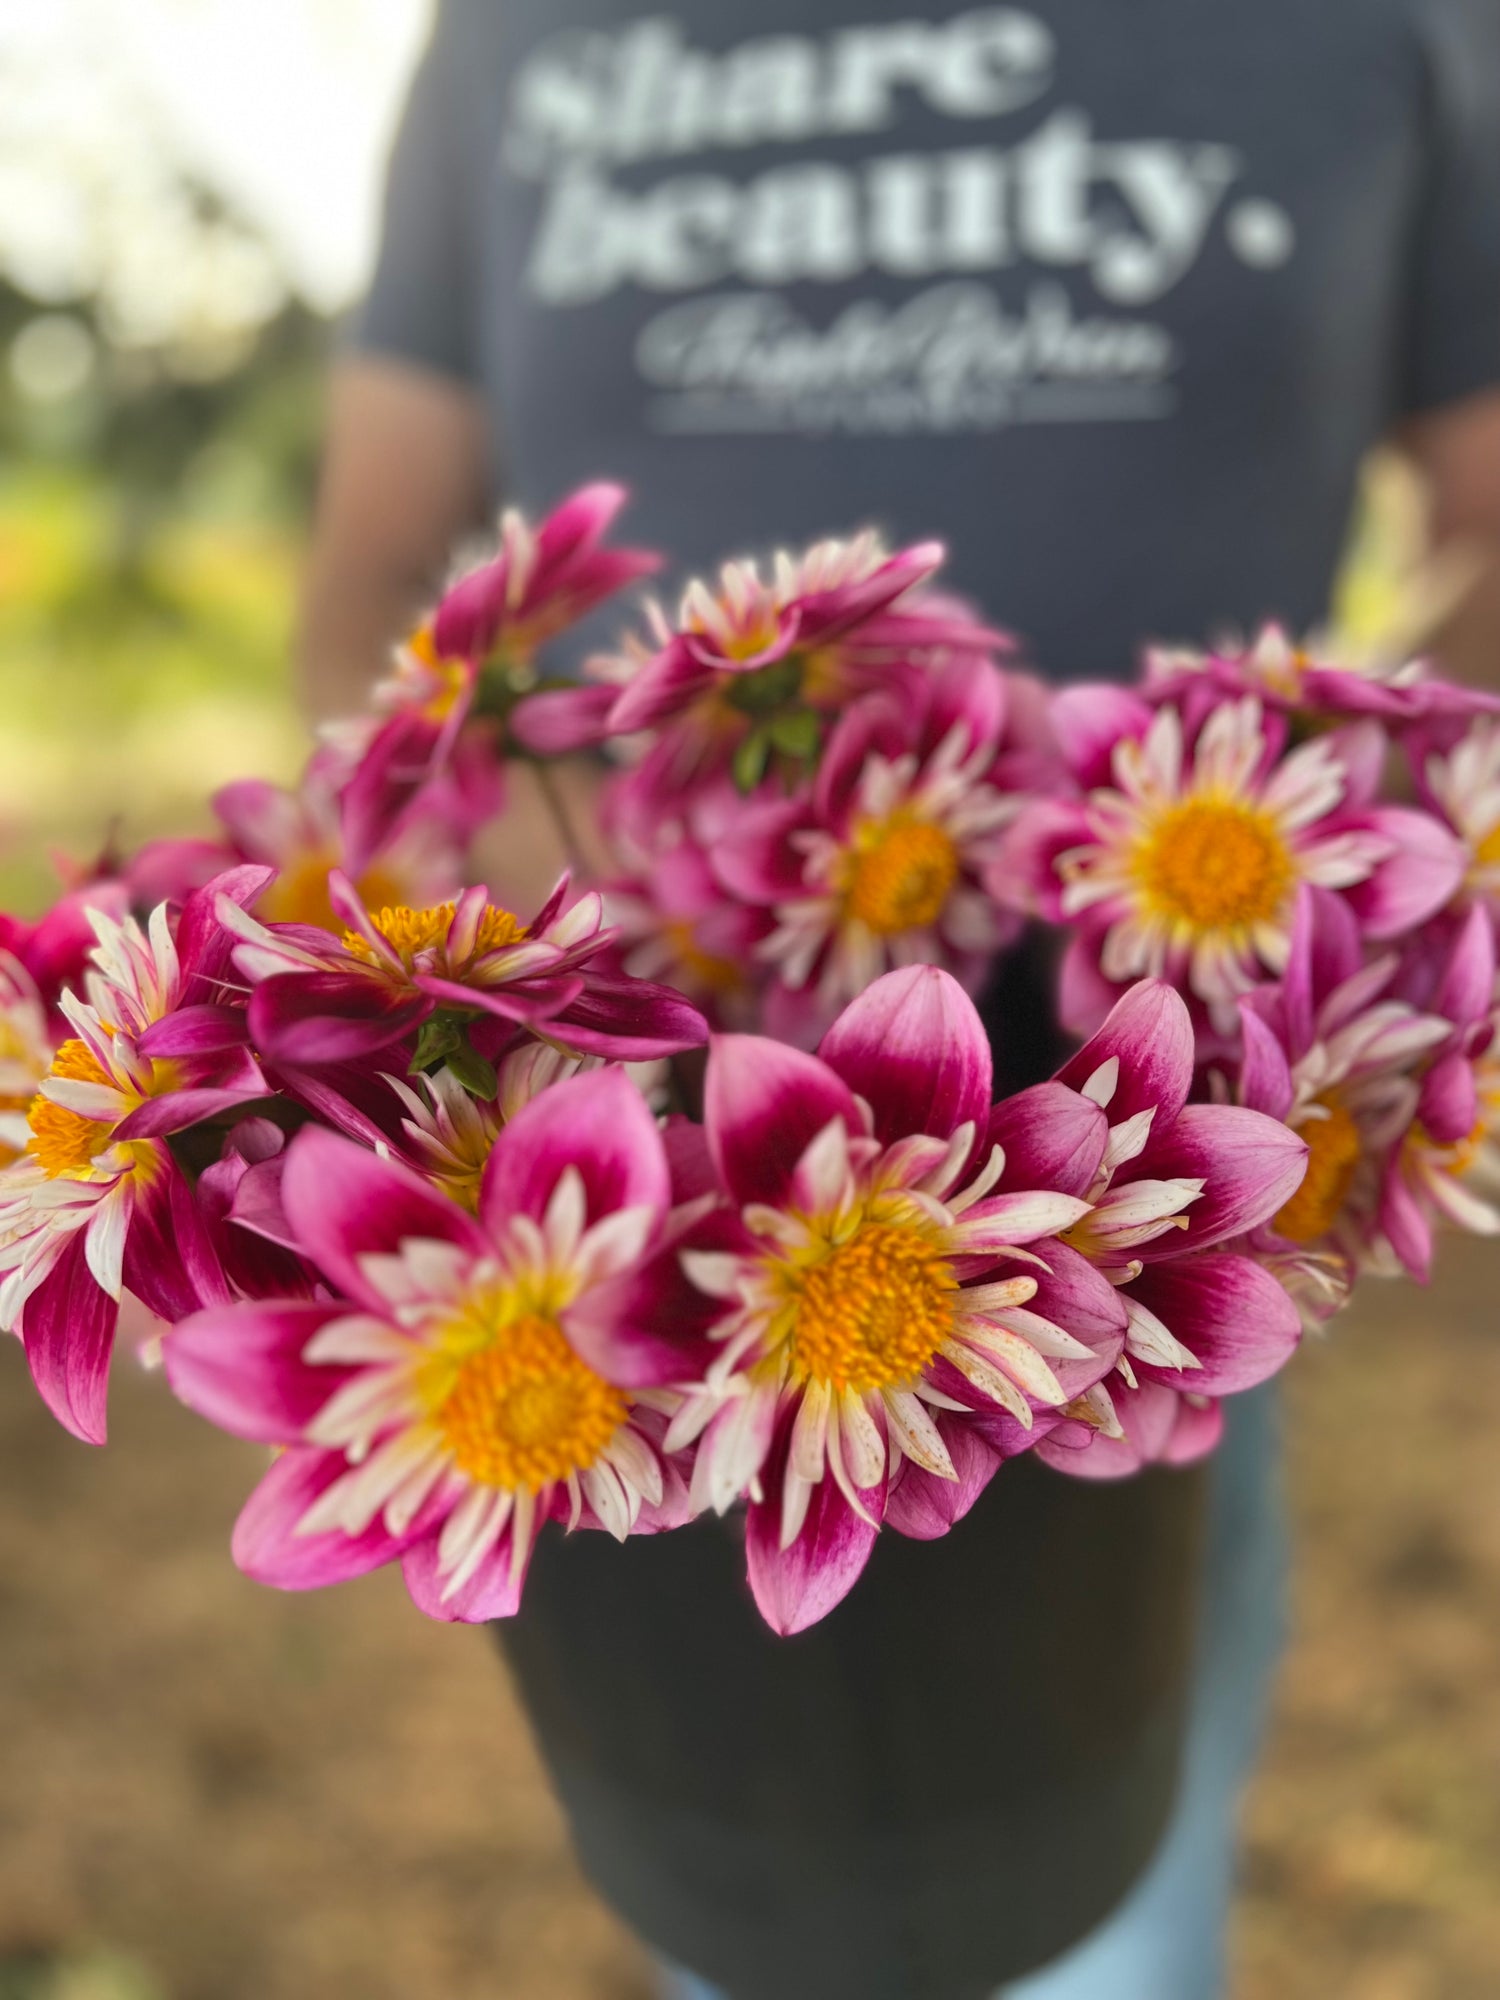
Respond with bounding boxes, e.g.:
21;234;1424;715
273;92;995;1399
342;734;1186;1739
0;267;323;912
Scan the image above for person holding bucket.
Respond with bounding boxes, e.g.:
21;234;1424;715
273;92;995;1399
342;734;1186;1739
300;4;1500;1992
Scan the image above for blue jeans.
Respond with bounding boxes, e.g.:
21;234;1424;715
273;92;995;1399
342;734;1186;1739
661;1387;1287;2000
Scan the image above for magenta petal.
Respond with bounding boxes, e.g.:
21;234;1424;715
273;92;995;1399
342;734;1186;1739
1055;930;1125;1040
20;1231;118;1445
1237;1006;1295;1121
663;1116;717;1203
416;971;585;1026
1434;903;1496;1029
704;1035;860;1207
1283;886;1363;1054
990;800;1096;926
1132;1106;1310;1254
745;1466;880;1636
1380;1159;1434;1282
229;1155;302;1253
1162;1395;1224;1465
249;972;431;1064
1039;1380;1178;1482
1130;1253;1300;1393
548;976;710;1059
563;1246;718;1388
401;1518;537;1622
122;1165;232;1322
985;1083;1108;1198
139;1003;250;1059
709;798;811;905
282;1127;485;1309
1418;1051;1479;1146
165;1300;351;1441
1056;978;1195;1127
175;864;276;989
819;965;992;1146
341;711;452;880
113;1086;266;1141
813;696;907;824
1342;807;1465;938
609;638;716;735
480;1066;670;1233
883;1424;1002;1541
1027;1238;1129;1389
1048;683;1154;789
510;683;618;754
232;1447;415;1590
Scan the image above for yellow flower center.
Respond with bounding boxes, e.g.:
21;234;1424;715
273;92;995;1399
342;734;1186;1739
845;817;960;936
27;1039;114;1178
1134;797;1294;936
258;857;407;934
783;1218;957;1395
0;1016;47;1163
1473;820;1500;872
431;1307;627;1493
664;920;743;998
1275;1094;1363;1242
405;623;475;710
343;901;528;972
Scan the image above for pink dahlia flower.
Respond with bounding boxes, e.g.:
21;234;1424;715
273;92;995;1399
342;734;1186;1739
431;482;661;674
1002;694;1464;1034
0;881;130;1020
711;661;1023;1044
0;955;51;1167
1034;981;1309;1477
1418;715;1500;917
1236;887;1454;1282
603;838;769;1028
672;966;1127;1634
164;1070;714;1622
0;872;272;1442
1143;623;1500;726
382;1042;598;1213
220;872;707;1069
1376;905;1500;1280
521;532;973;780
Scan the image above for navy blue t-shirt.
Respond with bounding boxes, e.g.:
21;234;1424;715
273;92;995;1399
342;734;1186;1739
356;0;1500;680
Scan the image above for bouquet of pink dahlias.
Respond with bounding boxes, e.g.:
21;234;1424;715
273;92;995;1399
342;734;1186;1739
4;486;1498;1637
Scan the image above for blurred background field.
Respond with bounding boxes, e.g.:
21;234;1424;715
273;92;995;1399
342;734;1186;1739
1;5;1498;1998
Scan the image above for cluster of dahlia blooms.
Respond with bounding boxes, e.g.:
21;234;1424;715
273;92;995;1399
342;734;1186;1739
3;487;1498;1635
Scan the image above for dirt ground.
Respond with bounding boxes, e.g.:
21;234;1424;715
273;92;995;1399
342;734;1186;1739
2;1239;1498;2000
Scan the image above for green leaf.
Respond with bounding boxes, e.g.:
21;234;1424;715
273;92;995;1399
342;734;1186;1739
409;1016;462;1074
724;653;803;717
766;707;821;759
447;1042;500;1101
732;726;771;793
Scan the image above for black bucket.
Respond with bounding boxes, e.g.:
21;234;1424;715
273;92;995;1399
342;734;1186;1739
499;1451;1207;2000
499;932;1209;1997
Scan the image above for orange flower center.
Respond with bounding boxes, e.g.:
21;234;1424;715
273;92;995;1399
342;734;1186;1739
782;1218;956;1395
258;856;407;934
664;920;743;998
431;1307;627;1492
27;1039;115;1178
1275;1094;1362;1242
1134;797;1293;935
344;901;528;973
845;817;960;936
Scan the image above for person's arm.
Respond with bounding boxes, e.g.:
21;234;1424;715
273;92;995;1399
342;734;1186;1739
1397;389;1500;686
297;354;491;721
1385;1;1500;681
